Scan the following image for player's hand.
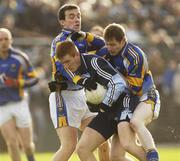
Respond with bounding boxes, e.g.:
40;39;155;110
3;76;24;88
98;103;110;113
48;81;68;92
71;31;87;41
0;74;5;88
77;77;97;91
86;102;100;112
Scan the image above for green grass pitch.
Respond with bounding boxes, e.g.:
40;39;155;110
0;146;180;161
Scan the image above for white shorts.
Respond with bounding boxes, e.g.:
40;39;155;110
0;99;32;128
49;89;97;129
140;89;161;119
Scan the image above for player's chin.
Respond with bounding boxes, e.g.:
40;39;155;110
110;52;116;56
73;26;81;32
68;67;76;72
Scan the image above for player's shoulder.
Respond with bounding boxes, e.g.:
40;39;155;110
50;32;70;57
126;43;144;56
52;31;71;45
10;48;31;65
123;42;144;63
10;48;29;60
83;53;99;59
84;53;106;66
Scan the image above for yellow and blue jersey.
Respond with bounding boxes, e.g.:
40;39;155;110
0;48;38;105
50;29;105;83
106;42;155;96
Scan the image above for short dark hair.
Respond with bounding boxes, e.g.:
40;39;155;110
58;4;80;20
56;41;77;60
103;23;125;42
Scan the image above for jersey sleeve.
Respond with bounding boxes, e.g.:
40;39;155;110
92;57;127;107
95;46;109;57
19;53;38;88
125;46;149;95
86;33;105;52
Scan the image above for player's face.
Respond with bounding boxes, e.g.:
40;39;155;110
61;9;81;32
60;52;80;72
0;31;12;53
105;38;124;56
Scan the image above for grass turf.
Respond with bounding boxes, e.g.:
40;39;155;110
0;146;180;161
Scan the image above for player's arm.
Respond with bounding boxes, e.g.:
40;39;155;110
48;40;70;92
4;53;38;88
125;46;147;95
95;46;109;57
86;33;105;51
91;57;127;109
71;31;105;51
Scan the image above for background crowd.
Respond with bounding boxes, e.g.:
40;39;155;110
0;0;180;152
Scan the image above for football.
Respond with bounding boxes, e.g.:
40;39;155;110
85;83;107;105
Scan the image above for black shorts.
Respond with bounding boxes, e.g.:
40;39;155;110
115;93;139;123
88;93;139;139
88;112;118;140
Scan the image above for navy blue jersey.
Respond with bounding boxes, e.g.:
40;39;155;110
66;54;128;107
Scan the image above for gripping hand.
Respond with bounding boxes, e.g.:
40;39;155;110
86;102;100;112
77;77;97;91
98;103;110;113
4;76;24;88
48;81;68;92
71;31;87;41
87;102;109;113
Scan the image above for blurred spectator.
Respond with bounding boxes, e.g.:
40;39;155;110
126;20;143;43
162;59;177;96
173;63;180;105
148;47;165;87
90;25;104;36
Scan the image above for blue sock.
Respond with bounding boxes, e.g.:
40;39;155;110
146;149;159;161
26;154;36;161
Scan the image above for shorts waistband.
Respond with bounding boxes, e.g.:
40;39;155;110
67;87;84;91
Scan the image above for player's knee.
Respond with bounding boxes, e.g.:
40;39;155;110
110;152;121;161
99;141;109;153
130;118;143;131
6;138;18;150
76;143;90;157
120;140;132;152
23;142;35;154
61;142;76;154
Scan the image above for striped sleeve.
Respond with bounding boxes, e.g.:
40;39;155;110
91;57;126;106
125;46;148;95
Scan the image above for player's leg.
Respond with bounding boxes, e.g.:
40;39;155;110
18;126;36;161
15;98;36;161
118;122;146;161
49;90;83;161
130;102;159;161
81;116;110;161
1;119;21;161
110;134;134;161
130;102;154;147
130;89;160;161
52;126;78;161
80;91;111;161
77;112;116;161
98;141;110;161
77;127;105;161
